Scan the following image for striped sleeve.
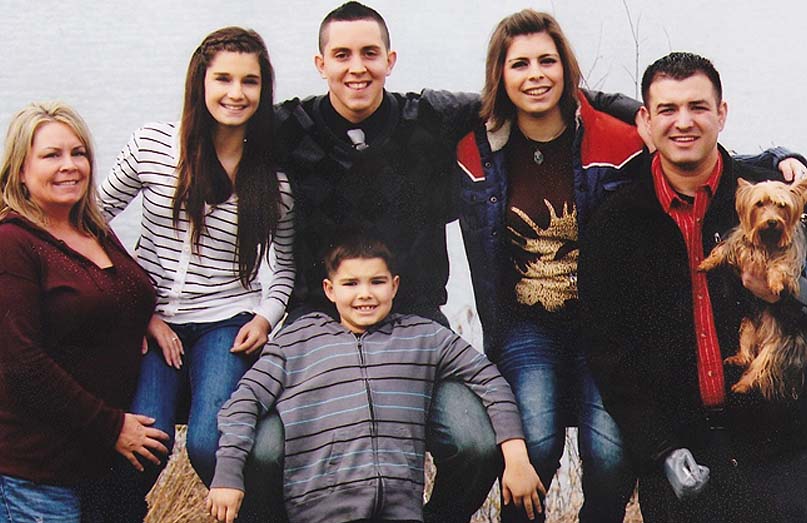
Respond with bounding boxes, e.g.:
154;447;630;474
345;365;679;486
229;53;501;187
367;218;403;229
212;343;287;491
99;126;149;220
253;171;295;329
434;327;525;443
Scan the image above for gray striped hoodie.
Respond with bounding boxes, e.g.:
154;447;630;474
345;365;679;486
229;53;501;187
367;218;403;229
212;312;524;523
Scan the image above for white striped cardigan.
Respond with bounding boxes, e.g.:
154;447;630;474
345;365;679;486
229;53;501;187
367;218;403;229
99;122;295;327
212;312;524;523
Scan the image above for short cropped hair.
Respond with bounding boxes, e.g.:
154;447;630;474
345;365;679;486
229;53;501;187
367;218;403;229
641;52;723;105
318;1;390;53
324;230;397;278
481;10;581;131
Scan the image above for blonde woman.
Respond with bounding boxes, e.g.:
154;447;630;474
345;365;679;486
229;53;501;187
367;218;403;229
0;102;166;521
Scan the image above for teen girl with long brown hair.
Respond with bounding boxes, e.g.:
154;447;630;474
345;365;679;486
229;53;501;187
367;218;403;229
100;26;294;519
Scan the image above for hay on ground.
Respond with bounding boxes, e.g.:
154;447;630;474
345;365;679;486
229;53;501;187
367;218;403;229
147;426;642;523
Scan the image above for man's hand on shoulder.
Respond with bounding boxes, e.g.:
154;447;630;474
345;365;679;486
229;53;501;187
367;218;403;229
778;157;807;182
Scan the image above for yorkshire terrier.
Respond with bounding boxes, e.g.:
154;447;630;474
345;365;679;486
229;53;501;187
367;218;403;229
699;177;807;400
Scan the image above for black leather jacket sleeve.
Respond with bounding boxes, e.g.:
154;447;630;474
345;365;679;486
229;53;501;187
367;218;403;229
582;89;641;124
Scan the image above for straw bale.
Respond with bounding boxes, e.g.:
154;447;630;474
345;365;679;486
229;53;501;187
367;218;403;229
146;426;642;523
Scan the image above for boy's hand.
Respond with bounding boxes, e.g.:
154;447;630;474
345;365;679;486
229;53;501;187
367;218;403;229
206;487;244;523
501;439;545;520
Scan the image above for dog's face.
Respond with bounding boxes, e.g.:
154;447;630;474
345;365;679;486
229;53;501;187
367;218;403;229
736;178;807;248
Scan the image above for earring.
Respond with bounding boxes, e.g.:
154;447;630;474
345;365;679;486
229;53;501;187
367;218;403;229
21;183;29;198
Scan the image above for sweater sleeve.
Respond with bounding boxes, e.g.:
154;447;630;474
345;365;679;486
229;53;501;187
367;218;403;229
253;171;296;329
434;326;525;443
98;126;147;221
0;229;124;450
212;343;287;491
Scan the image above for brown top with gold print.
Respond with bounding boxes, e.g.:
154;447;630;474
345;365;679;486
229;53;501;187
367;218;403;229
505;126;578;317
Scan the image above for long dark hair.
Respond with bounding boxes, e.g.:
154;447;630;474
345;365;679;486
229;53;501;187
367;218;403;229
173;26;280;287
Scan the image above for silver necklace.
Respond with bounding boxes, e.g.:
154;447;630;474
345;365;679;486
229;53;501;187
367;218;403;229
526;125;567;165
533;148;546;165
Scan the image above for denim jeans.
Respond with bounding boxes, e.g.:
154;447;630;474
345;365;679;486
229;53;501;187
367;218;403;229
240;381;500;523
117;312;255;521
496;317;635;523
0;475;80;523
0;455;150;523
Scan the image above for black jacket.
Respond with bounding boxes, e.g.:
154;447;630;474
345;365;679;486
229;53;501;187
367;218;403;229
274;90;479;320
578;147;807;472
273;89;642;321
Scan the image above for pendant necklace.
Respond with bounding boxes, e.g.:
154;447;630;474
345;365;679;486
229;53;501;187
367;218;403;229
528;124;567;165
533;148;545;166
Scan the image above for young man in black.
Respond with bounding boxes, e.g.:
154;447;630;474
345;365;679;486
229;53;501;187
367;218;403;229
244;4;499;522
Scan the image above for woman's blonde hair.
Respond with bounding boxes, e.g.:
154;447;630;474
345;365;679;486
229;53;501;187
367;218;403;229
0;101;107;236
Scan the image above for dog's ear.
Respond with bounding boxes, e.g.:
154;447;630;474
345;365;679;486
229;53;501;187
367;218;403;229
734;181;754;234
735;177;753;201
789;177;807;203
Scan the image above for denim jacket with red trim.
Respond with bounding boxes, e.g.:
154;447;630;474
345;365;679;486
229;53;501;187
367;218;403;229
455;93;645;358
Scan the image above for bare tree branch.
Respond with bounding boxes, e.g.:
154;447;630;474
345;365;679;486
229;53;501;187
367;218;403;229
621;0;641;98
582;23;606;90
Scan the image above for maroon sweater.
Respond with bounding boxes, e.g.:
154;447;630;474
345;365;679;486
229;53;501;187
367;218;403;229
0;213;155;484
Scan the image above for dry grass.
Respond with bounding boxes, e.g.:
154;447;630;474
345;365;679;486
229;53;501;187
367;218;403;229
144;426;214;523
147;426;642;523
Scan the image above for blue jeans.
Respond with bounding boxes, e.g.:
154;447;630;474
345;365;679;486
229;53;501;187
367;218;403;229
240;382;500;523
496;317;635;523
0;455;138;522
0;475;79;523
118;312;255;521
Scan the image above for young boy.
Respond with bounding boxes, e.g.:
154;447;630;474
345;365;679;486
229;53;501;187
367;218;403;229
207;234;545;523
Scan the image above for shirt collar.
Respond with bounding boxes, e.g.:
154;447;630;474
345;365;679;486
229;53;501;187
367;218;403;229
651;152;723;212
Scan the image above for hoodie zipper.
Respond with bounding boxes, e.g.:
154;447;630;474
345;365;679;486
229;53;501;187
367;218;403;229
356;333;384;515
